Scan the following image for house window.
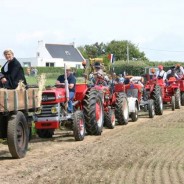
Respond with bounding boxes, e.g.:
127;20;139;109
76;64;81;69
23;62;31;67
46;62;55;67
65;51;71;55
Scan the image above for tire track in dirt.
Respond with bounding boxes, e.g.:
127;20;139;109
168;148;184;184
141;148;169;184
176;155;184;184
0;108;183;184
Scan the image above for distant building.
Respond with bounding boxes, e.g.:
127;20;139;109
0;41;85;68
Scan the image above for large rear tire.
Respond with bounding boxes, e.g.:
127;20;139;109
7;111;29;159
83;90;104;135
152;85;163;115
104;109;116;129
148;99;155;118
175;89;181;109
115;93;129;125
37;129;54;138
73;111;85;141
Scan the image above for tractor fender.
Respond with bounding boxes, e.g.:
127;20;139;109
127;97;139;113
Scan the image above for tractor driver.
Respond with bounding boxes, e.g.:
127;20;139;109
56;66;76;113
90;62;109;85
175;64;184;79
156;65;167;81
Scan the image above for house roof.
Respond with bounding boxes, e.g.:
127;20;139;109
45;44;84;62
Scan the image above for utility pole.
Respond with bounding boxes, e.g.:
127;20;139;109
127;43;129;64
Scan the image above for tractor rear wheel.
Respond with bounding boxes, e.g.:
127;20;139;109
115;93;129;125
37;129;54;138
175;89;181;109
131;103;138;122
148;99;155;118
152;85;163;115
73;111;85;141
104;109;116;129
181;92;184;106
171;96;175;111
83;90;104;135
7;111;29;159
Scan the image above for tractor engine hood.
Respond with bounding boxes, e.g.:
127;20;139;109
41;88;66;104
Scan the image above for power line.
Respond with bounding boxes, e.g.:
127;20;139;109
140;47;184;53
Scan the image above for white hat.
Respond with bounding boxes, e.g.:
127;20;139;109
66;65;71;70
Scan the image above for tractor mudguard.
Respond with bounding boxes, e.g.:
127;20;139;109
127;97;139;113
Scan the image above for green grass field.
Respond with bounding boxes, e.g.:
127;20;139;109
26;76;85;86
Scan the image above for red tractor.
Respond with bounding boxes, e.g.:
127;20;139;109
82;74;129;136
34;65;87;141
159;77;180;111
144;67;180;111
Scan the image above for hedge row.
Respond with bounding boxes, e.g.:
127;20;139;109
23;67;84;78
23;60;184;77
112;60;184;76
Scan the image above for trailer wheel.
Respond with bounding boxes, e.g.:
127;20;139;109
181;92;184;106
73;111;85;141
152;85;163;115
37;129;54;138
115;93;129;125
83;90;104;135
7;111;28;159
175;89;181;109
171;96;175;111
104;109;116;129
0;115;7;139
131;103;138;122
148;99;155;118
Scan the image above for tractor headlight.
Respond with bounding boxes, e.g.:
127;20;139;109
51;107;58;114
35;107;42;115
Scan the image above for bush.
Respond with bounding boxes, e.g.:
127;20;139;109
112;60;184;76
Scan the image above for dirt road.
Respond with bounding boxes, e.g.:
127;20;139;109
1;107;184;184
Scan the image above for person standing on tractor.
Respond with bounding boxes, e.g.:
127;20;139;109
175;64;184;79
156;65;167;81
56;66;76;113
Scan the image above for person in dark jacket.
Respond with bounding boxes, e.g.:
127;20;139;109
0;49;27;89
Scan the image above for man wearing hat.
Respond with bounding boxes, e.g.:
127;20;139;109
56;65;76;112
156;65;167;81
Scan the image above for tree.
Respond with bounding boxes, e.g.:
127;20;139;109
106;40;148;61
78;42;106;58
78;40;148;61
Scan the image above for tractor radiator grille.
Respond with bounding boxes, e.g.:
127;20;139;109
37;104;59;117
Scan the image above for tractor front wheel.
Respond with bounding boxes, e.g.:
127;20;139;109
181;92;184;106
148;99;155;118
171;96;175;111
175;89;181;109
153;85;163;115
115;93;129;125
104;109;116;129
131;103;138;122
73;111;85;141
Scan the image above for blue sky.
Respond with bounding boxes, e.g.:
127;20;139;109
0;0;184;61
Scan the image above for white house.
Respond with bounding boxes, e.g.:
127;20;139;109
0;41;85;68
